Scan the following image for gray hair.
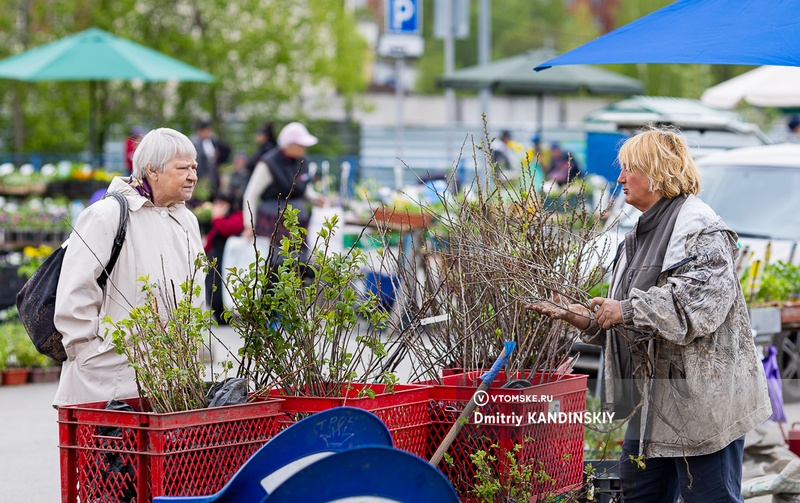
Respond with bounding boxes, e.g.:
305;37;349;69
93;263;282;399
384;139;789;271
132;128;196;179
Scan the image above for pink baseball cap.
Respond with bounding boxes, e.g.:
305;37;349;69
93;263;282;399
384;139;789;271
277;122;318;148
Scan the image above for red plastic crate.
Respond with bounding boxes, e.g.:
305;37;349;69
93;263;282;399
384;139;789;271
425;371;588;502
270;383;431;458
58;396;283;503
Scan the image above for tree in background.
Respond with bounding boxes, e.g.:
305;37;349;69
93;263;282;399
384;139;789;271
0;0;369;156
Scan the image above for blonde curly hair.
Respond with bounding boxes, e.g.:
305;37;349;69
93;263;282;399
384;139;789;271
617;125;701;198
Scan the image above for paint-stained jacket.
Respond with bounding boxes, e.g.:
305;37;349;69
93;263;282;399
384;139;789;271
53;177;205;407
582;194;771;458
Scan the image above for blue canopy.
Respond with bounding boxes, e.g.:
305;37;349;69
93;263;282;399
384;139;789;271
535;0;800;71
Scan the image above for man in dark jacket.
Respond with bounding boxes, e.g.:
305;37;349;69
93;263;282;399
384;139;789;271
247;122;278;173
191;120;231;201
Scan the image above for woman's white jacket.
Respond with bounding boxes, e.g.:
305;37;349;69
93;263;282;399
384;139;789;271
53;177;205;407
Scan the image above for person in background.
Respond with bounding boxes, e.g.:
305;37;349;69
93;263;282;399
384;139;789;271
242;122;326;255
53;128;205;407
529;126;770;502
192;119;232;201
546;142;581;184
529;134;550;168
124;127;143;174
247;121;278;173
491;130;512;170
227;153;252;208
204;191;243;323
491;130;521;183
785;116;800;143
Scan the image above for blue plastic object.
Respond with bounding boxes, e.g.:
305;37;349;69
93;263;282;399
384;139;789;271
535;0;800;70
364;271;397;310
260;446;460;503
152;406;393;503
480;341;516;384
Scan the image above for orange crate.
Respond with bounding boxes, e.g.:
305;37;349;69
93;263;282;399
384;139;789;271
425;371;588;501
58;397;283;502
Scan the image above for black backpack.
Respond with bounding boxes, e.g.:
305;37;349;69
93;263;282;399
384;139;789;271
15;191;129;362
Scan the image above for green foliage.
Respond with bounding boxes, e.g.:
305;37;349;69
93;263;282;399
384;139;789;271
416;0;573;94
0;321;51;369
583;395;625;459
107;257;213;413
628;454;646;470
469;442;562;503
742;261;800;305
587;281;609;299
224;205;393;396
0;0;369;155
16;245;54;279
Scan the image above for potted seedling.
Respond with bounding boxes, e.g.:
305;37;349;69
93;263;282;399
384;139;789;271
58;255;283;503
1;321;33;385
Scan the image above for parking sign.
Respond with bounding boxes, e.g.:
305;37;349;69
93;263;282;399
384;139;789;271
386;0;421;35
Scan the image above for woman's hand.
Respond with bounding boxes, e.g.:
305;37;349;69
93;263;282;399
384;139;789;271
588;298;623;329
526;295;592;330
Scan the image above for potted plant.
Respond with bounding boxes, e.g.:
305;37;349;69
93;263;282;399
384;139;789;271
223;207;431;456
107;256;230;413
369;130;612;501
0;198;71;245
0;252;27;308
1;321;33;385
58;257;284;503
224;206;397;395
27;353;62;383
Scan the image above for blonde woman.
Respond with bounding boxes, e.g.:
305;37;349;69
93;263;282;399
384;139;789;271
530;126;770;502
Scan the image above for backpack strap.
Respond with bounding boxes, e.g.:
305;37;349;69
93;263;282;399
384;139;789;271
97;191;129;288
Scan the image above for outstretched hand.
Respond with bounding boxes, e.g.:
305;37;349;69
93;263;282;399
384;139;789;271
526;295;592;331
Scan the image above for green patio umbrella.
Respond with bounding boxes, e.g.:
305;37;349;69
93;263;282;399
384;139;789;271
438;48;643;136
0;27;215;165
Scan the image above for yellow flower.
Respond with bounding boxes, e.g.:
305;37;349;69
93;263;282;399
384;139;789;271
23;245;52;259
508;140;525;153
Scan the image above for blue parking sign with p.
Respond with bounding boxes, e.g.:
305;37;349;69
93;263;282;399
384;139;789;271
386;0;421;34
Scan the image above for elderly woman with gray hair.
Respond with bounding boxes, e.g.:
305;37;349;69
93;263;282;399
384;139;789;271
530;126;770;502
53;127;205;407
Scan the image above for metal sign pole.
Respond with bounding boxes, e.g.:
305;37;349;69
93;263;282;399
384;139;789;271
383;0;423;189
395;56;405;189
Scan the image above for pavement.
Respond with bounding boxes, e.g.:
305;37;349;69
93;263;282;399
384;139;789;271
0;325;795;502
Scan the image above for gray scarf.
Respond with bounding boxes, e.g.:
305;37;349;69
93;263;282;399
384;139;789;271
609;194;688;427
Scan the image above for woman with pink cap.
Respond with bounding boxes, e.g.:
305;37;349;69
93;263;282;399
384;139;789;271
241;122;325;254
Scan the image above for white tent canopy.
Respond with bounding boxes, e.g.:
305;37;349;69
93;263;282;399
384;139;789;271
701;66;800;109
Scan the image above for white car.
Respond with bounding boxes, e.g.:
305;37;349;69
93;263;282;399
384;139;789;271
579;143;800;399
